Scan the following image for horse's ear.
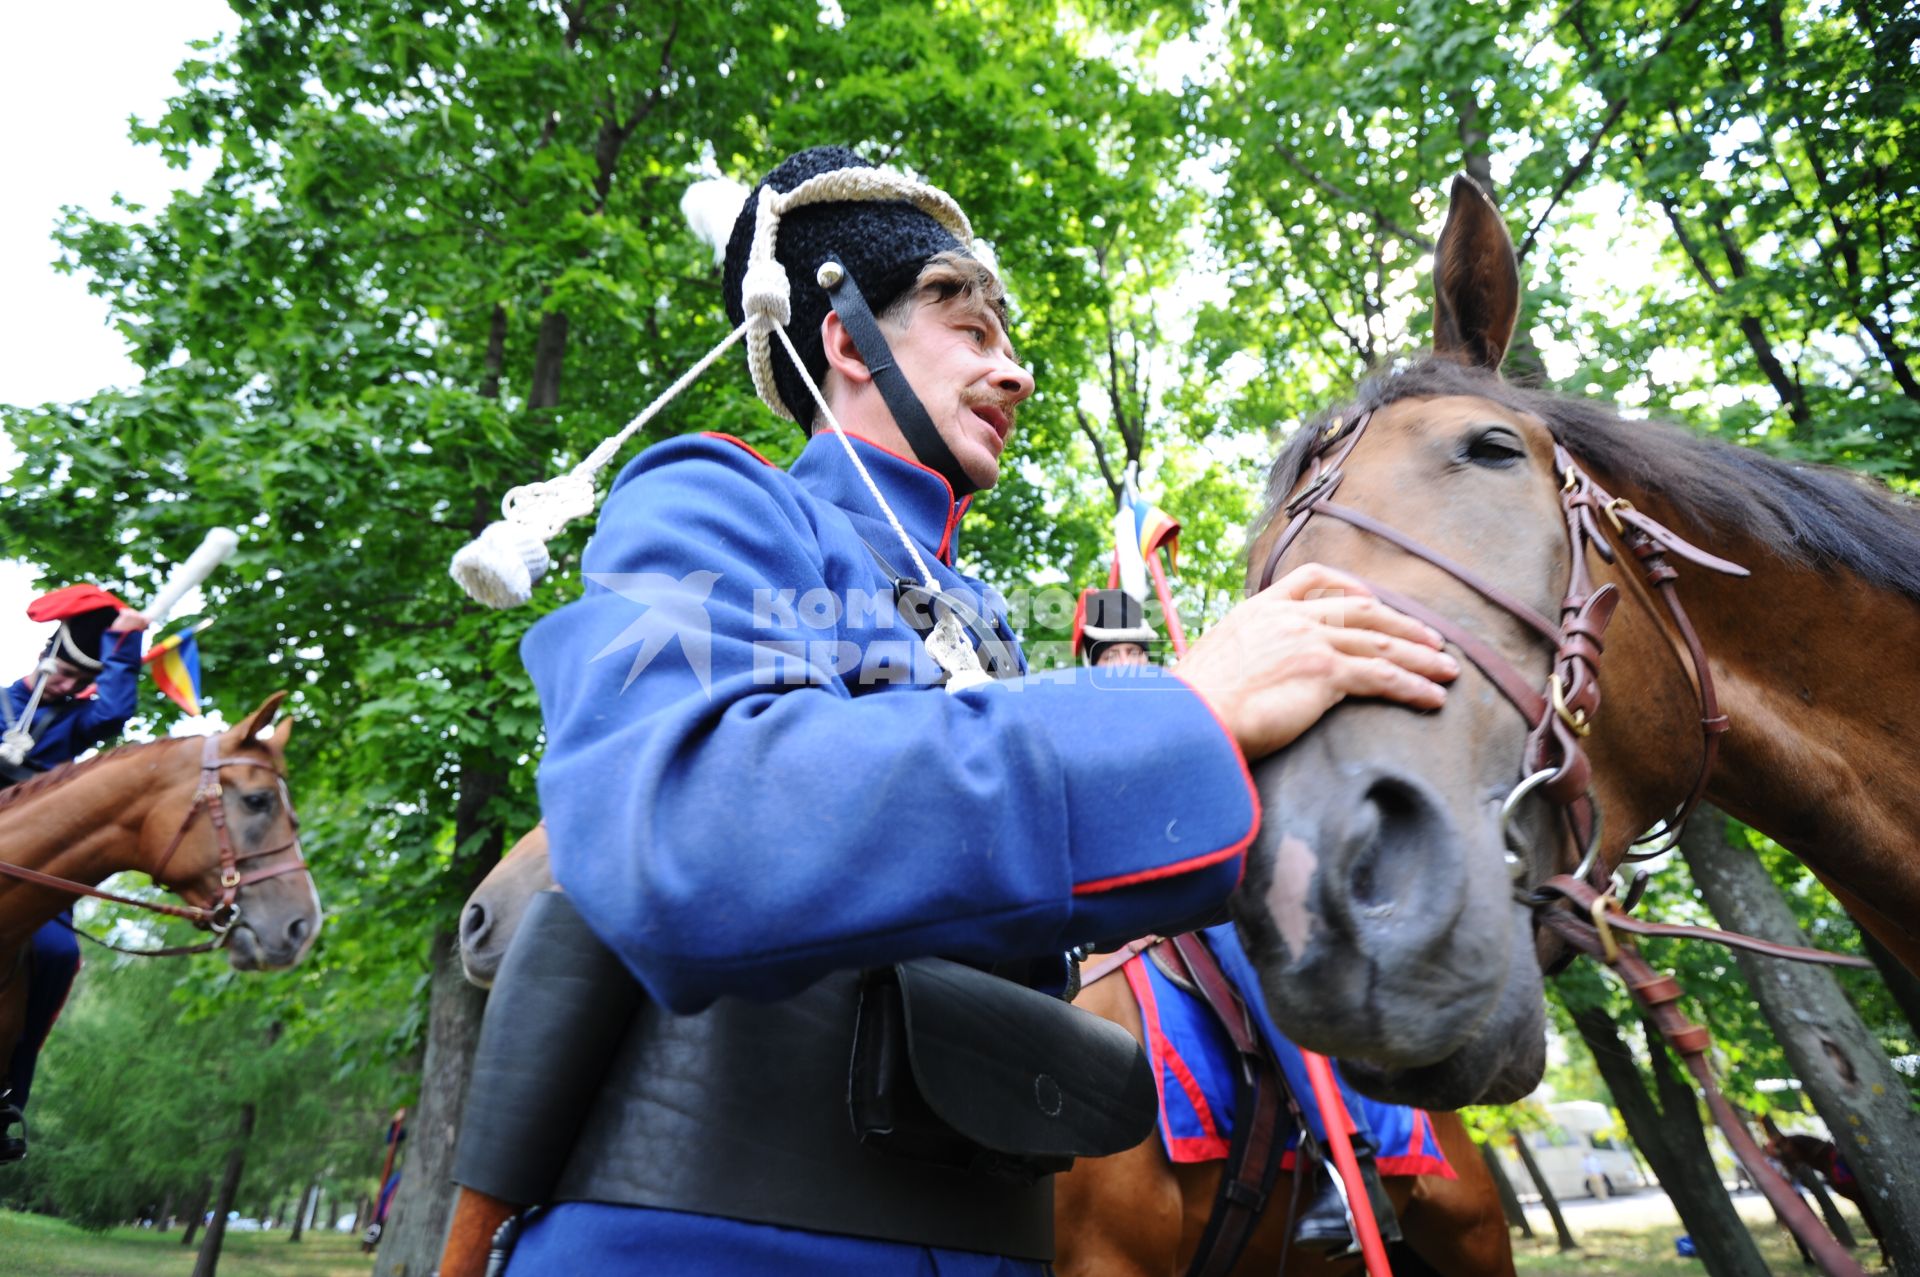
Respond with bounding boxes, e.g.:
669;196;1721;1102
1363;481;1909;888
1432;174;1521;372
223;691;289;748
263;715;293;757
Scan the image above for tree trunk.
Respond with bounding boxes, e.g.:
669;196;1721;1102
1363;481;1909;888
528;309;569;411
1510;1133;1579;1250
1481;1139;1533;1236
181;1176;212;1246
1568;1001;1774;1277
371;929;491;1277
290;1182;315;1241
1681;811;1920;1272
353;1194;369;1236
1795;1166;1860;1250
192;1101;256;1277
1856;925;1920;1044
158;1190;175;1232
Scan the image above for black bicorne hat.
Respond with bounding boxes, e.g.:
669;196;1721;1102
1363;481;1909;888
48;607;116;672
1077;589;1157;664
721;146;971;427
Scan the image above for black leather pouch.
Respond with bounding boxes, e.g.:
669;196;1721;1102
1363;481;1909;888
848;957;1156;1183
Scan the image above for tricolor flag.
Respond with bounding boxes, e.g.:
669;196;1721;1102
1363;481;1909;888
1130;496;1181;572
143;619;211;715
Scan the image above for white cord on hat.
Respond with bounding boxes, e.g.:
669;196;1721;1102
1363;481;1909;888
744;169;972;421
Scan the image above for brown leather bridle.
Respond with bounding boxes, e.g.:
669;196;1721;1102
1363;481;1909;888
1255;407;1748;897
1244;405;1877;1275
0;734;310;956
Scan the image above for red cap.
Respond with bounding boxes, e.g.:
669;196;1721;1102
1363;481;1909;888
25;583;126;623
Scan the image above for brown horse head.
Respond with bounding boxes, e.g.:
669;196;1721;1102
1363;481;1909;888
1238;176;1722;1108
459;824;553;987
146;692;323;970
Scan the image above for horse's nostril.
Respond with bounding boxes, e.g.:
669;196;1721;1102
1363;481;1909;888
287;916;310;944
461;902;491;946
1345;777;1436;914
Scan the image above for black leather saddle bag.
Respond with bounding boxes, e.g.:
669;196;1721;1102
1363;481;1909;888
849;956;1157;1183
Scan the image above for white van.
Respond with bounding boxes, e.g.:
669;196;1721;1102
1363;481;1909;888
1500;1100;1651;1200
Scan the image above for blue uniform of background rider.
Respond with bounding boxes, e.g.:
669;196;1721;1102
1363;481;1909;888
1;589;145;1163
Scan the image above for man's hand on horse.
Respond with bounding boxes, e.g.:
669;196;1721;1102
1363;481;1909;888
107;609;149;633
1176;564;1456;762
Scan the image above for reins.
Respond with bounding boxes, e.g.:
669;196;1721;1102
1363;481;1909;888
0;734;309;956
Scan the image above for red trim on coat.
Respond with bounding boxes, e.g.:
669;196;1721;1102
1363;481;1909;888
821;433;967;562
1072;673;1261;895
699;432;779;468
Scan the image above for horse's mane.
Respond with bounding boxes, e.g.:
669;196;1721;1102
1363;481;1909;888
0;737;183;817
1259;357;1920;605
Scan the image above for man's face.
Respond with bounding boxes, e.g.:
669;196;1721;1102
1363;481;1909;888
43;659;88;700
888;290;1034;491
1094;642;1150;668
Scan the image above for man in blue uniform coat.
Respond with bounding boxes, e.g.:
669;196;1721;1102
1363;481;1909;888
506;146;1456;1275
1;584;148;1162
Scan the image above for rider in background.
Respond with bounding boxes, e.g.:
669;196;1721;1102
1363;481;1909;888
0;583;148;1162
1074;588;1155;669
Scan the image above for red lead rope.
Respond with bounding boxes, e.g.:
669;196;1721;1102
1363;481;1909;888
1301;1050;1392;1277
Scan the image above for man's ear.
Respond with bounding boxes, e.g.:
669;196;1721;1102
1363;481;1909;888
819;311;874;386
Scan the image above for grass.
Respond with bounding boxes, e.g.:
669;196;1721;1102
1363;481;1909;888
6;1204;1882;1277
0;1211;374;1277
1512;1221;1881;1275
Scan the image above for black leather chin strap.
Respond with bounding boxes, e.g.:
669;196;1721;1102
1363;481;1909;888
818;258;978;498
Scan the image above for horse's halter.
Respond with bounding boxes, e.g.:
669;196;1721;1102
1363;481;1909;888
1255;406;1749;900
0;734;310;952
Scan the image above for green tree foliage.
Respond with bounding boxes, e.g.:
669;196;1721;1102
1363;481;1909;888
3;0;1915;1238
0;956;393;1230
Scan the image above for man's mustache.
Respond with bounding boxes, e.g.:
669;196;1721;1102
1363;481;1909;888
960;392;1019;434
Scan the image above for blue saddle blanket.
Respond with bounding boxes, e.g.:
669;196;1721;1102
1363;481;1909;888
1120;929;1453;1178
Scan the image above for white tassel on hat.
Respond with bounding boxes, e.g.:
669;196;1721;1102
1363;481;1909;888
681;177;752;263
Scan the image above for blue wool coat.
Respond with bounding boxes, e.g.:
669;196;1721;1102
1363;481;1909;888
512;431;1261;1275
5;629;141;771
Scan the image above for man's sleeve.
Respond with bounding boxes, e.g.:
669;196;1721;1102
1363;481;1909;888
524;437;1259;1012
73;626;141;743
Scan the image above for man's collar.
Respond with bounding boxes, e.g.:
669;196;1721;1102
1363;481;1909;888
791;430;974;565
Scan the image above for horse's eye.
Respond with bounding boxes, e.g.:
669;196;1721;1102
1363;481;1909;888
242;791;274;815
1465;429;1526;468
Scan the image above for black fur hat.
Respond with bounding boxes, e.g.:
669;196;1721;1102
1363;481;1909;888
721;146;969;426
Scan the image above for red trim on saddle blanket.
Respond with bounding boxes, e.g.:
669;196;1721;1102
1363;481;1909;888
1121;948;1454;1179
1123;953;1230;1161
